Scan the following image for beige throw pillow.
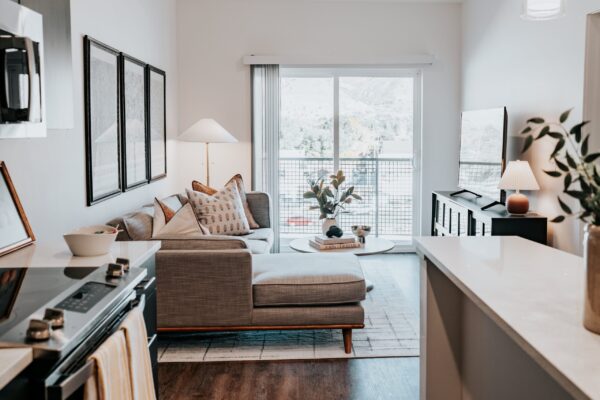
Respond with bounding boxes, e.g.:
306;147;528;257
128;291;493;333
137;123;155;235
186;184;251;236
152;199;208;238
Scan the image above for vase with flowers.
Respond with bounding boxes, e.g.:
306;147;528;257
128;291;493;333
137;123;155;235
521;108;600;333
303;170;362;235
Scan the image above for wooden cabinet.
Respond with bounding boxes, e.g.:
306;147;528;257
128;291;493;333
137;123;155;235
432;191;547;245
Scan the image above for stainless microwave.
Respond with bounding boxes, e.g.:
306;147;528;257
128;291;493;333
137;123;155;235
0;0;45;138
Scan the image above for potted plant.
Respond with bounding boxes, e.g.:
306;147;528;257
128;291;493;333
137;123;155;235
303;170;362;235
521;109;600;334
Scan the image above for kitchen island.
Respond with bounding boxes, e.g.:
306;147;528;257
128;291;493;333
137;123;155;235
415;236;600;400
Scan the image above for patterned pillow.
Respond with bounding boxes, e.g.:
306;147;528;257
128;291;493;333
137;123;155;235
191;174;260;229
186;184;251;236
152;198;209;238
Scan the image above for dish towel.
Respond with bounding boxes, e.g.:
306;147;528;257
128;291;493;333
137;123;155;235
120;307;156;400
84;330;133;400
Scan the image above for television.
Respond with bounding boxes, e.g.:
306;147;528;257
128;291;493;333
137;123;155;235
456;107;507;204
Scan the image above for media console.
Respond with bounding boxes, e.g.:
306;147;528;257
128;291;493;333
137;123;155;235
431;191;547;245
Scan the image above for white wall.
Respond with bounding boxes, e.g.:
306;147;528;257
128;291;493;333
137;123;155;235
0;0;179;241
176;0;462;235
462;0;600;254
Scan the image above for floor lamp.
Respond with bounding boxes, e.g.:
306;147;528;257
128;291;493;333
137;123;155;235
178;118;238;186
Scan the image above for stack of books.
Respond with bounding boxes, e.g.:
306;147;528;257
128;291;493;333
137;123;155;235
308;235;361;250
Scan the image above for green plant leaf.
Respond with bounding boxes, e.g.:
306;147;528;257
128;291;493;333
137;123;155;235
550;215;566;223
555;159;569;172
565;152;578;169
582;135;590;156
566;190;586;200
521;126;532;134
544;170;562;178
550;139;565;159
547;131;563;139
564;173;572;190
593;167;600;186
557;197;572;214
351;194;362;200
584;153;600;163
570;121;590;142
303;191;316;199
527;117;545;124
559;108;572;123
522;135;534;153
536;126;550;140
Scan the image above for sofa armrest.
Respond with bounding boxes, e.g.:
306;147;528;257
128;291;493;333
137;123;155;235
246;192;271;228
156;249;253;327
156;234;249;251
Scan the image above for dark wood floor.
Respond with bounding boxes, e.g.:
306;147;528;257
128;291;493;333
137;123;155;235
158;254;420;400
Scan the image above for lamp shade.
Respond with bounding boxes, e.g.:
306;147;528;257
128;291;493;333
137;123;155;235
178;118;238;143
498;160;540;191
521;0;565;20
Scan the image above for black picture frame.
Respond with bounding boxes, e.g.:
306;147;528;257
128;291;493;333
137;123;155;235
120;53;149;191
147;65;167;182
84;36;122;206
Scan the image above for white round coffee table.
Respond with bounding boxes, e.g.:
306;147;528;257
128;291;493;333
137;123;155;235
288;237;394;291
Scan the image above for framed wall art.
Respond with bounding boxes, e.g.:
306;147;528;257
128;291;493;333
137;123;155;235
84;36;121;205
120;53;148;190
147;66;167;181
0;161;35;257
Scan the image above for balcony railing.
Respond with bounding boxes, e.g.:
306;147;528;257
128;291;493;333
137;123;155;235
279;157;413;238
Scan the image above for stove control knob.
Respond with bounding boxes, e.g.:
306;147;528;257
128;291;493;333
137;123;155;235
116;257;130;272
43;308;64;329
106;263;124;278
26;319;51;341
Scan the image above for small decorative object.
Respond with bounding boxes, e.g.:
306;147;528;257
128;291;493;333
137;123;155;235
121;53;149;190
326;225;344;238
521;109;600;333
179;119;238;187
84;36;122;205
498;160;540;215
303;170;362;235
521;0;565;21
0;161;35;256
63;225;119;257
148;66;167;181
351;225;372;244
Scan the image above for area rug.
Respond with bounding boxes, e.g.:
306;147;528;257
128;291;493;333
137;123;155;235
158;256;420;362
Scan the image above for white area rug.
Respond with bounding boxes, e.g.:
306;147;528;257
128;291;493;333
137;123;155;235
158;255;419;362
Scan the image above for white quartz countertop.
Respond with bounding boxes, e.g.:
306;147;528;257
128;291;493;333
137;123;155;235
0;240;161;269
415;236;600;400
0;348;32;390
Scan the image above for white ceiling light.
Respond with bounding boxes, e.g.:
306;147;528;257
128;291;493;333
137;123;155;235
522;0;565;21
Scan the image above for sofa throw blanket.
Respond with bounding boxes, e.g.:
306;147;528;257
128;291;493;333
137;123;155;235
186;183;251;236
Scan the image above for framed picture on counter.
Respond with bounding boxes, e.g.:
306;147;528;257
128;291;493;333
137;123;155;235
0;161;35;257
120;53;148;190
147;66;166;182
84;36;122;205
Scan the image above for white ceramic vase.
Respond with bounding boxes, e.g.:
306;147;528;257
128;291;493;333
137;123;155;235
321;218;338;235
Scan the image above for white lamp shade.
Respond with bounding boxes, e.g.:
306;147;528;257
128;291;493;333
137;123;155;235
522;0;565;20
498;160;540;191
178;118;238;143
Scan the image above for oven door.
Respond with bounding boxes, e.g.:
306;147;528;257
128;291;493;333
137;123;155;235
0;35;42;124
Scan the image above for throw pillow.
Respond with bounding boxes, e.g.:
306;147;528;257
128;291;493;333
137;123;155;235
152;198;208;238
191;174;260;229
186;184;251;236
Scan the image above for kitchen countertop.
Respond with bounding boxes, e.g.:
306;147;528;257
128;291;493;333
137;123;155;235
0;348;32;390
0;240;161;269
415;236;600;400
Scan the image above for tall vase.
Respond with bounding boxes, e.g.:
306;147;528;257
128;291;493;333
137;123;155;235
322;217;338;235
584;224;600;334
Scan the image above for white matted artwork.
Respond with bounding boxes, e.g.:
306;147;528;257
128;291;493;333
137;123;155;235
148;66;166;181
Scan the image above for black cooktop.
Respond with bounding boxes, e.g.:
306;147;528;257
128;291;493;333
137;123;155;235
0;267;97;337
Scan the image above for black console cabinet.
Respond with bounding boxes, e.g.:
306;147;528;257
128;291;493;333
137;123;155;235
432;191;548;245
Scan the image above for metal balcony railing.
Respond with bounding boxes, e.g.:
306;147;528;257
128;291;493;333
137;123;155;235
279;157;413;238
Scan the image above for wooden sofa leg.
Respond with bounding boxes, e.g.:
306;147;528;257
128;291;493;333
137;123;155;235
342;328;352;354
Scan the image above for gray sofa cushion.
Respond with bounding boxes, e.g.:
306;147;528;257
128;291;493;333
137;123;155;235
251;304;364;326
252;253;366;306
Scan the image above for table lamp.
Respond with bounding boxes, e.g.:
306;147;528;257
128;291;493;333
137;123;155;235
178;119;238;186
498;160;540;215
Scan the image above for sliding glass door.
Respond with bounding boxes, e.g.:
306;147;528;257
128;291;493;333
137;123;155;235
279;68;421;247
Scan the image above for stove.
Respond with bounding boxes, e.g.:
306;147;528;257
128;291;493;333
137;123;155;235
0;263;146;399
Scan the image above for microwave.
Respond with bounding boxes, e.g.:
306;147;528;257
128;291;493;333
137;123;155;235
0;0;45;138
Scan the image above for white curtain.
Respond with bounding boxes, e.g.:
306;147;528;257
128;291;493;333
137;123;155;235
251;65;280;252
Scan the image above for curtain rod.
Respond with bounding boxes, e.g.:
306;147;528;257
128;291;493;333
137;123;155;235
242;54;435;67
